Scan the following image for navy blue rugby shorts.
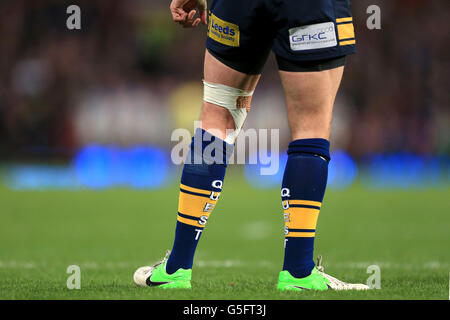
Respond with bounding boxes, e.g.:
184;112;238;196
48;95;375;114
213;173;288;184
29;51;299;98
206;0;356;74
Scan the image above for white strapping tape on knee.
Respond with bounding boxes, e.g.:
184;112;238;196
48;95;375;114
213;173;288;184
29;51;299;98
203;80;253;144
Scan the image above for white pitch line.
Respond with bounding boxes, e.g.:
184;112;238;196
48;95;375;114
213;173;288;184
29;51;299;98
0;261;37;269
0;260;449;270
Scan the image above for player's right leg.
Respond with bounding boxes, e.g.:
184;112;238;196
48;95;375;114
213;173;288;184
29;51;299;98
133;49;260;288
134;0;272;288
134;0;276;289
200;49;261;141
164;48;262;278
134;49;261;288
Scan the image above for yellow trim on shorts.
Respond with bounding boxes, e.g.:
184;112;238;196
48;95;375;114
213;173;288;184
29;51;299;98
337;23;355;40
336;17;353;23
340;39;356;46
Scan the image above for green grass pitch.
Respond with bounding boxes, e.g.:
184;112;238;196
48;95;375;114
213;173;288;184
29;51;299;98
0;172;449;299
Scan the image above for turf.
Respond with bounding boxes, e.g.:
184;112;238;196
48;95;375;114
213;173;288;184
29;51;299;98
0;172;449;299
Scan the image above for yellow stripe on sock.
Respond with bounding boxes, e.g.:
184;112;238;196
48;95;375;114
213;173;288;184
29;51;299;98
284;207;320;230
178;192;217;218
177;215;205;228
287;231;316;238
289;200;322;208
180;184;211;196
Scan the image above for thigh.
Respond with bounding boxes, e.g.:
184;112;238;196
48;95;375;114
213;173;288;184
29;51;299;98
279;66;344;141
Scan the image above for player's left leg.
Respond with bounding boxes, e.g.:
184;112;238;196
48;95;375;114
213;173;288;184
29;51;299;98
269;0;369;292
134;0;276;288
276;61;369;291
163;49;261;277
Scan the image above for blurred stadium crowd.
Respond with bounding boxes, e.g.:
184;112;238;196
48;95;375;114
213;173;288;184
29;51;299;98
0;0;448;189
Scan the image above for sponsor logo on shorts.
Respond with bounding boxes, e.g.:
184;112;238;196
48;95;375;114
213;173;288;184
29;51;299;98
208;13;240;47
289;22;337;51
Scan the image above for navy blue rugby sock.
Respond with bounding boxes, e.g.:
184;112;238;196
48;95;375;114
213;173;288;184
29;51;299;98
166;128;233;274
281;138;330;278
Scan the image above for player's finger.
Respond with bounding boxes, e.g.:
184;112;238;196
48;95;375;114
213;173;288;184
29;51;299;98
196;1;207;26
170;7;188;22
199;9;207;25
182;9;197;28
192;18;201;27
187;9;196;22
182;19;199;28
172;12;187;22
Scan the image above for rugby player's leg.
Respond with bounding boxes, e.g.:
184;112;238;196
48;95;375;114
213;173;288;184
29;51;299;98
200;49;260;140
165;50;261;275
279;66;344;278
280;67;344;140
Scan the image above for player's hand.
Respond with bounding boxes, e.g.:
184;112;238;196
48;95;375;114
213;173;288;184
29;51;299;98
170;0;207;28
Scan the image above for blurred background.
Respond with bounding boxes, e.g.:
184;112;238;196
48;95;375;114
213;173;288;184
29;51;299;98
0;0;449;300
0;0;448;190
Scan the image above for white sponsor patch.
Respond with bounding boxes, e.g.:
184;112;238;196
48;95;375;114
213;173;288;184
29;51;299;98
289;22;337;51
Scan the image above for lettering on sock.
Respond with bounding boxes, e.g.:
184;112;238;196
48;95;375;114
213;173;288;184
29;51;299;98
198;215;209;226
210;191;220;201
194;229;203;240
203;203;215;212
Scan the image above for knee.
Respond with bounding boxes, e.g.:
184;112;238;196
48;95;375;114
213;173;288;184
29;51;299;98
199;102;236;141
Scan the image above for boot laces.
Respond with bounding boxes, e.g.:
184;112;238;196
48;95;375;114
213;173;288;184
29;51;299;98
315;255;352;289
152;250;171;268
